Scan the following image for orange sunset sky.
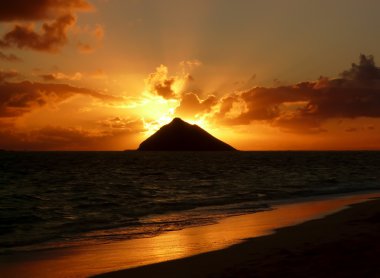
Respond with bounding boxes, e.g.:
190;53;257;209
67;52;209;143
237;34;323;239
0;0;380;150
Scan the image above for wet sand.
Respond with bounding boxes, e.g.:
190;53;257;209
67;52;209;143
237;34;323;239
1;193;379;278
94;195;380;278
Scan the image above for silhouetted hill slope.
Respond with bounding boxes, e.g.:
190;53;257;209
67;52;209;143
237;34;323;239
138;118;236;151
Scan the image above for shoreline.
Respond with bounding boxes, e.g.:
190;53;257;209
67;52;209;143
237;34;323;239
94;195;380;278
3;189;379;255
1;192;379;278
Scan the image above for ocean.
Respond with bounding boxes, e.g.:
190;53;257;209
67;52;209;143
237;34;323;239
1;151;379;254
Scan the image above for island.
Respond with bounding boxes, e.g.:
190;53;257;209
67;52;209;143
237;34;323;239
138;118;236;151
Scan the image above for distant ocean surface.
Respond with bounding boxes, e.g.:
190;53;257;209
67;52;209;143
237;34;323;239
1;151;379;253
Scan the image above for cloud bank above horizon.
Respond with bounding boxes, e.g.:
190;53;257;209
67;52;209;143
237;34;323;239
0;1;379;150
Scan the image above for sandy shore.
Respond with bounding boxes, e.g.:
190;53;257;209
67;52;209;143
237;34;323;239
1;193;379;278
94;196;380;278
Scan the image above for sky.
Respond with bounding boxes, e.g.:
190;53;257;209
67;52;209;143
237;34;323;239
1;0;380;150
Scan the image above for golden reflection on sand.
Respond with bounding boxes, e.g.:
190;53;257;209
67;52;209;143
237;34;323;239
1;193;379;278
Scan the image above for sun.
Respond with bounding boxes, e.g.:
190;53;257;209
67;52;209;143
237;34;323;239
143;114;173;135
185;117;208;129
136;79;213;136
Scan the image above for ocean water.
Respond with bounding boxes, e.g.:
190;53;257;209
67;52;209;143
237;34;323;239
0;151;379;253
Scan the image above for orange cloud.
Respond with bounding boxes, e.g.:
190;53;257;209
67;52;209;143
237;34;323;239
39;69;108;81
0;81;125;118
145;63;197;99
92;24;104;40
145;65;177;99
40;71;83;81
98;117;145;132
179;59;202;71
175;93;217;118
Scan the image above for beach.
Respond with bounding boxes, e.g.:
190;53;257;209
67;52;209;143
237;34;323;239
1;192;379;278
95;194;380;278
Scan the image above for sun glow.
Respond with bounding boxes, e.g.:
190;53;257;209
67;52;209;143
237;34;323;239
185;117;209;129
143;114;173;135
141;103;212;136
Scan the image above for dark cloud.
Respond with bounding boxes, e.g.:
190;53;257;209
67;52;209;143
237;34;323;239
153;78;176;99
0;0;91;21
0;126;106;151
0;51;21;62
213;55;380;133
175;93;217;118
341;54;380;83
0;14;75;52
0;120;145;150
0;0;93;52
271;111;327;134
0;81;125;118
215;85;313;126
31;126;102;145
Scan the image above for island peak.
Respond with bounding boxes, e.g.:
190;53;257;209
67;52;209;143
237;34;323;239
138;118;236;151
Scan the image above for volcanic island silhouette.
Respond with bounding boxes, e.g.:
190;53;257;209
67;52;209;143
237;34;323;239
138;118;236;151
